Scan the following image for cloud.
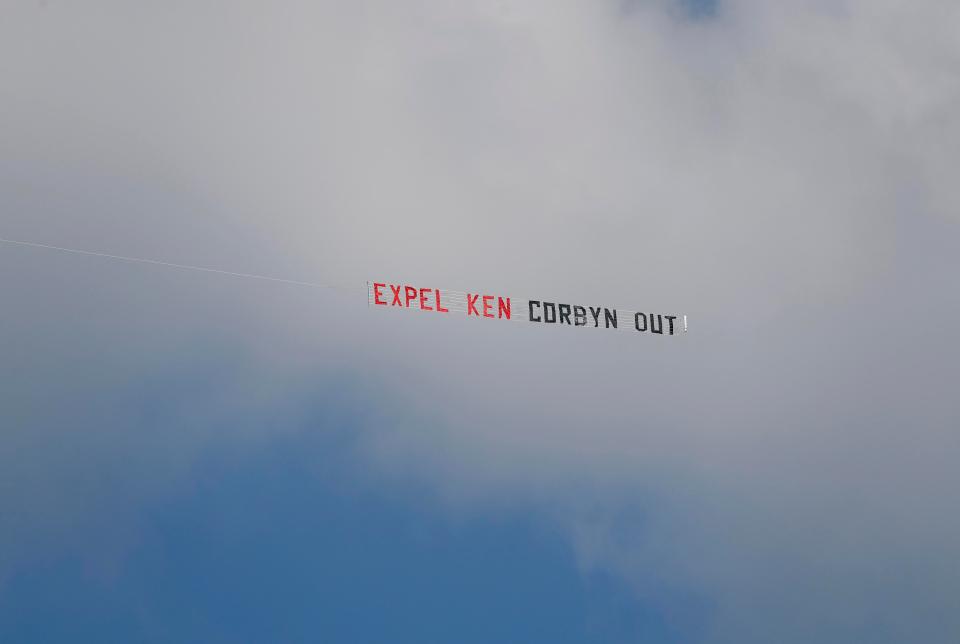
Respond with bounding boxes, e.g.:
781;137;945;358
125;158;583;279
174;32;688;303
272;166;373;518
2;1;959;641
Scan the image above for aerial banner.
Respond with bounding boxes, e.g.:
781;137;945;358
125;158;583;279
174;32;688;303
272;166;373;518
368;281;687;337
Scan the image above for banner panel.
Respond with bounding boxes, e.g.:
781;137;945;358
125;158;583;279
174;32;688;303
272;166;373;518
368;281;687;336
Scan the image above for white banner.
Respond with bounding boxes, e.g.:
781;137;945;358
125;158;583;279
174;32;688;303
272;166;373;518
368;281;687;336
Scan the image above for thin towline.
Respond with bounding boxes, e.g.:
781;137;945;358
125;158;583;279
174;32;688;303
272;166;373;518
0;237;360;291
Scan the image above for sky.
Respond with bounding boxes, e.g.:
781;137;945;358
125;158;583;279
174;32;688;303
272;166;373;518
1;1;959;642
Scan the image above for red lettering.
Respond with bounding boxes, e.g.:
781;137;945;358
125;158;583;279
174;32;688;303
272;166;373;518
390;284;403;306
482;295;494;318
419;288;433;311
435;289;449;313
467;294;480;316
498;297;511;319
404;286;417;308
373;283;387;306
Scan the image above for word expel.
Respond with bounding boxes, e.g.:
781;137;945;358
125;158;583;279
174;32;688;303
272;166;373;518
371;283;450;312
371;283;512;319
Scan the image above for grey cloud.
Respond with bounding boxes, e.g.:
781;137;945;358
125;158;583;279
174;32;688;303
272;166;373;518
2;1;959;641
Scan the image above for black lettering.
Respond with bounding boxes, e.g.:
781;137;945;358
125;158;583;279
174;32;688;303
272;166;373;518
650;314;663;334
528;300;542;322
573;305;586;326
558;304;571;325
665;315;676;335
543;302;557;324
634;312;647;332
589;306;602;327
605;308;618;329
